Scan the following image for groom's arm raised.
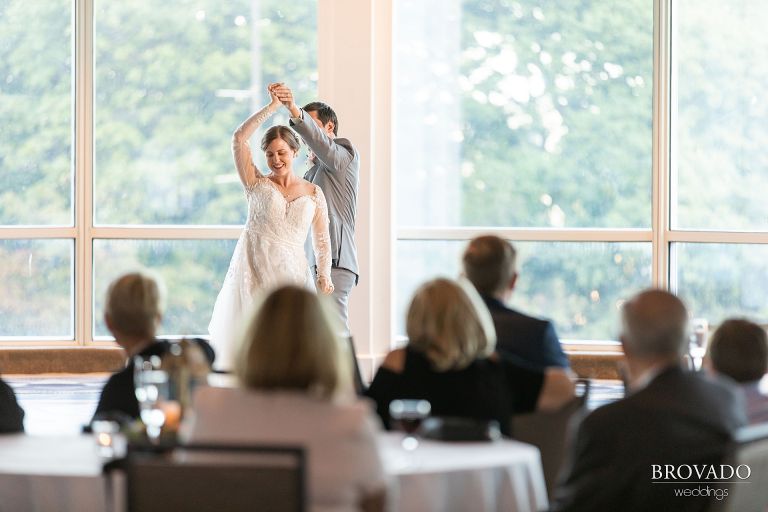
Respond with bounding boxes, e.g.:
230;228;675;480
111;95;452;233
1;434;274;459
271;84;355;174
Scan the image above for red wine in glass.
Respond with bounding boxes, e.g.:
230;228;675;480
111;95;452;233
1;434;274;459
397;417;424;434
389;399;431;437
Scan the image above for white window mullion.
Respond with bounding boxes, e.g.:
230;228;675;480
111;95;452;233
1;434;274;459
652;0;673;290
75;0;95;346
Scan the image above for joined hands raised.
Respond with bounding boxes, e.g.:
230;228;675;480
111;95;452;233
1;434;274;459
268;82;301;118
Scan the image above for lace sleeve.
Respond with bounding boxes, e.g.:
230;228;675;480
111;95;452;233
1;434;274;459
232;104;277;188
311;186;333;282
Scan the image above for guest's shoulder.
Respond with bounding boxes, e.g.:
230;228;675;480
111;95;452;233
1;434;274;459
104;364;133;388
579;396;632;436
491;302;553;329
380;347;407;373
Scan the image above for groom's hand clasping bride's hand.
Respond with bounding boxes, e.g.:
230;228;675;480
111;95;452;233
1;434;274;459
271;83;301;118
267;84;282;110
317;276;334;295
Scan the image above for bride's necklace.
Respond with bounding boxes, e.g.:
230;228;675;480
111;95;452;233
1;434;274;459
268;175;295;199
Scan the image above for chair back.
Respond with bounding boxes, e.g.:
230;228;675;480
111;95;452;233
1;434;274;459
510;378;590;501
121;443;306;512
715;423;768;512
346;336;367;395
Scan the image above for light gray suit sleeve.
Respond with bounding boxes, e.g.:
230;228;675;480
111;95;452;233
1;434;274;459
290;109;355;173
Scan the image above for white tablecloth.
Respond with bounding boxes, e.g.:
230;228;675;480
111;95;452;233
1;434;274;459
0;435;111;512
379;432;548;512
0;433;548;512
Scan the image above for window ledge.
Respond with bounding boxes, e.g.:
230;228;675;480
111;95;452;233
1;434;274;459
0;347;126;374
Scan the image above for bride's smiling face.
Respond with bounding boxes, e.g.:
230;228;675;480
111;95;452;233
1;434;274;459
265;138;297;175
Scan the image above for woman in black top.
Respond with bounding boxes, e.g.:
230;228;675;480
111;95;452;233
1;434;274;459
365;278;573;437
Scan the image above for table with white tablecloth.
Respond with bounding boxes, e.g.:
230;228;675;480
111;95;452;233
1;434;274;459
379;432;548;512
0;435;112;512
0;432;548;512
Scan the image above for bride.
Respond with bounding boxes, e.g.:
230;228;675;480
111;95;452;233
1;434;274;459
209;89;334;369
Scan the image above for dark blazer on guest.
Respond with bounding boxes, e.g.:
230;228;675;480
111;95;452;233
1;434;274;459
482;296;569;370
552;365;747;512
91;338;214;424
0;377;24;433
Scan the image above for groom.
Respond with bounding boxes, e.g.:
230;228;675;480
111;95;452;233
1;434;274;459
271;83;360;336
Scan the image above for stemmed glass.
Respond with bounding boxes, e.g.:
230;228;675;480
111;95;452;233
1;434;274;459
688;318;709;371
134;355;169;444
389;399;431;451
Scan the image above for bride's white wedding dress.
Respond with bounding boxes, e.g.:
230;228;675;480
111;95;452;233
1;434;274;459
208;105;332;369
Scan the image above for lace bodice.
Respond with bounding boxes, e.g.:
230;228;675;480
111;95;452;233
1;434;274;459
244;177;332;281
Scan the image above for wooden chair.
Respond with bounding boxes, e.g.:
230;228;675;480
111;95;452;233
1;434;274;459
346;336;367;395
714;423;768;512
108;443;306;512
510;378;590;501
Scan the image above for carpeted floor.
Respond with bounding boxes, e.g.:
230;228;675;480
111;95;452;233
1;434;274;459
5;375;624;435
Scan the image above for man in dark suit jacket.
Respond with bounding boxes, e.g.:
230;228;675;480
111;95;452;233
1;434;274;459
0;377;24;433
552;289;747;512
462;235;569;370
272;84;360;336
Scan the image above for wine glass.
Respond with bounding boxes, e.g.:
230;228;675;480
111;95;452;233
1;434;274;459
389;399;431;451
134;355;169;444
688;318;709;371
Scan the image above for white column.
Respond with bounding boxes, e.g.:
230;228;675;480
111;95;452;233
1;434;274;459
318;0;393;378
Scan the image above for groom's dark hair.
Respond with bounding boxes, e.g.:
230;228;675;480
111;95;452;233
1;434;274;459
303;101;339;136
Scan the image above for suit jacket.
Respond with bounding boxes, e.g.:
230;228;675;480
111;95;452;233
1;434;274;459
0;378;24;433
552;365;747;512
291;109;360;279
91;338;215;423
482;296;569;370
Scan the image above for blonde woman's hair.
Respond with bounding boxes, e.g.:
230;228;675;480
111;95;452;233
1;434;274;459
235;286;351;399
104;271;164;338
406;278;495;371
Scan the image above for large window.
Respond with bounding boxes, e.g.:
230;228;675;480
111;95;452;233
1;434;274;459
0;0;317;343
393;0;768;343
394;0;653;340
4;1;768;350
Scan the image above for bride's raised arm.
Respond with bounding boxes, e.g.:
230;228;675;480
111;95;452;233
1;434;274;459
231;92;282;188
311;186;334;295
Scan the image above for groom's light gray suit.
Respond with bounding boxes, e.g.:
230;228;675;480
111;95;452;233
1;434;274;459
291;110;359;335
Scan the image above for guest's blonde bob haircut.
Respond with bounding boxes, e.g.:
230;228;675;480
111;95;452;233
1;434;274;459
236;285;351;399
406;278;496;372
104;271;165;338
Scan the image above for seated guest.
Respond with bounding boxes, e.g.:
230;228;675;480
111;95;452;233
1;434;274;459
182;286;387;512
365;278;574;437
706;318;768;424
0;377;24;433
462;235;569;370
91;272;214;423
553;290;747;512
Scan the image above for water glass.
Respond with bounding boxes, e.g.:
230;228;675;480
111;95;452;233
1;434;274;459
688;318;709;370
134;355;170;444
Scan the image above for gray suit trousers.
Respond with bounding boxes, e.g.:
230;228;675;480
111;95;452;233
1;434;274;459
330;267;356;337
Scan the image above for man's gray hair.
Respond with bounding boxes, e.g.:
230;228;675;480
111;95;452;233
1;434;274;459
621;289;688;357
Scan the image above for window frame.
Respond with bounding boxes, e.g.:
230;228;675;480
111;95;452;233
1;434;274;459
2;1;767;367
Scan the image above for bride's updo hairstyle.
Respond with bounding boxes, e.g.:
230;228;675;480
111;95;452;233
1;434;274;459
260;125;301;153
